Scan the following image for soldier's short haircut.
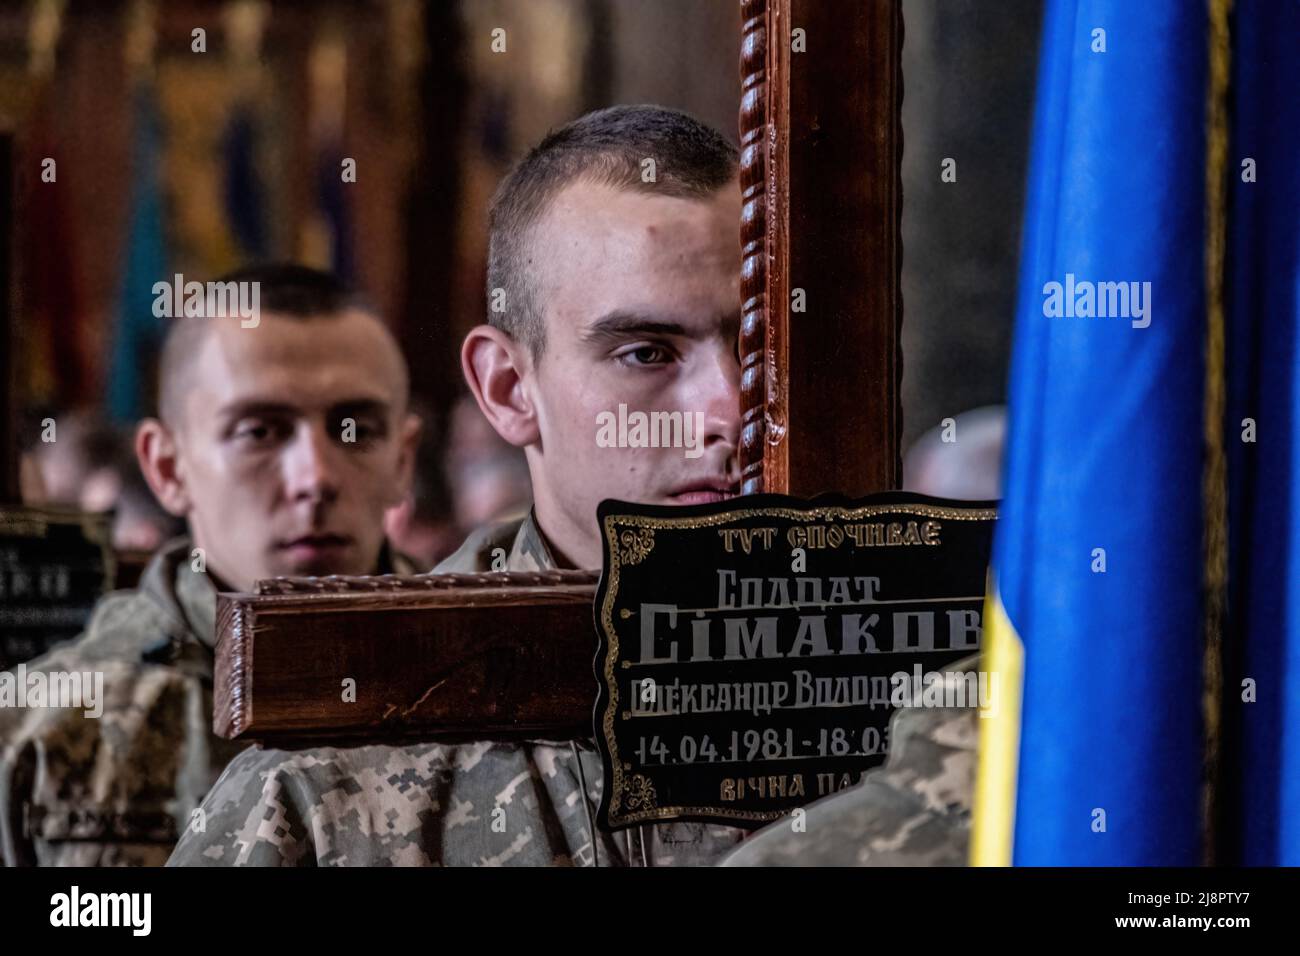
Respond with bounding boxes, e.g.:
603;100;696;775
157;263;376;425
211;262;363;318
487;105;739;358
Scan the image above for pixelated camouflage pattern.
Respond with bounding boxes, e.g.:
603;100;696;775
718;656;980;866
0;538;241;866
168;512;750;866
0;537;413;867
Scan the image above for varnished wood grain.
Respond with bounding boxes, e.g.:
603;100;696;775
214;571;599;742
740;0;903;497
739;0;771;495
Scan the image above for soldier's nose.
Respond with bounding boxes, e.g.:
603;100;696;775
283;424;341;505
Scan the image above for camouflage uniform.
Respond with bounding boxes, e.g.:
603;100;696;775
167;514;750;866
718;657;979;866
0;537;411;866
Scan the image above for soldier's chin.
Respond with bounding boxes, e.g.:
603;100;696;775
285;559;353;579
274;542;358;578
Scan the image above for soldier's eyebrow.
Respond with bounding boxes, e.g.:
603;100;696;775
581;311;689;346
329;399;391;419
218;400;301;422
218;397;392;424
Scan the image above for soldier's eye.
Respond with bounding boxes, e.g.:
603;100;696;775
347;424;376;445
232;419;285;445
616;344;673;367
334;415;387;446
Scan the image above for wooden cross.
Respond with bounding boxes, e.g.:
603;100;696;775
214;0;903;744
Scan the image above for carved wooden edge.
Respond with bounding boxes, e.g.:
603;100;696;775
739;0;769;496
737;0;904;495
253;568;600;595
214;574;598;738
892;2;906;487
214;596;254;739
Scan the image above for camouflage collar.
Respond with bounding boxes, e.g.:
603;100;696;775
431;509;571;574
507;509;564;571
137;537;216;664
139;538;416;664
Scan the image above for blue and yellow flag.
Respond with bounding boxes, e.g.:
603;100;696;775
971;0;1215;865
1223;0;1300;867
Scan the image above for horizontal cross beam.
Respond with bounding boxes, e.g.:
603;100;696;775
214;570;600;743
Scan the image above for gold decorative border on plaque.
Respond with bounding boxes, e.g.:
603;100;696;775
622;773;658;812
617;527;655;565
597;501;998;826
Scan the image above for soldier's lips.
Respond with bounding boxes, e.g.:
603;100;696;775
277;534;353;564
669;483;739;505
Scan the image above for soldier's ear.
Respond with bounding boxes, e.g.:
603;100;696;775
135;418;192;517
461;324;540;448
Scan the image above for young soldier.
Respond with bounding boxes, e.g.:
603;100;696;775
0;265;420;865
168;106;749;866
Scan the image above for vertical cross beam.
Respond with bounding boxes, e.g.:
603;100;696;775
740;0;903;498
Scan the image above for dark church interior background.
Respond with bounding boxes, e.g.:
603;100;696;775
3;0;1040;566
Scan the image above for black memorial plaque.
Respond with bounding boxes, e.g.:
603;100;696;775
593;491;997;829
0;506;113;670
